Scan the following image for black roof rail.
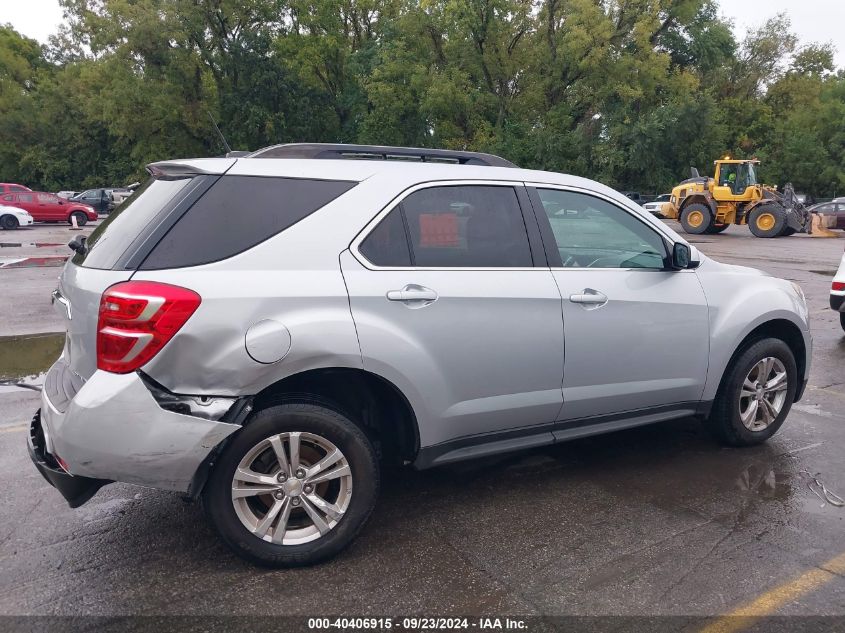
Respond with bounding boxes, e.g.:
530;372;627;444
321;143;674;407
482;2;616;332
247;143;516;168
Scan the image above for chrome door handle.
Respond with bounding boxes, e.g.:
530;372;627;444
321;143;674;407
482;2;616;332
569;289;608;307
386;284;438;303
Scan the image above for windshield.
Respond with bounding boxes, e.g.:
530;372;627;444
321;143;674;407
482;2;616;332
72;177;194;269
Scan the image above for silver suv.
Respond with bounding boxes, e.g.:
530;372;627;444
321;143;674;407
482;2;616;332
28;144;811;566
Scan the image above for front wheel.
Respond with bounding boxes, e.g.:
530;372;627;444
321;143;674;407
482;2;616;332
748;205;786;238
69;211;88;227
203;402;379;567
0;215;18;230
707;338;797;446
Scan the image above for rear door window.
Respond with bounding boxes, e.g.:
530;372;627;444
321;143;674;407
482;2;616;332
398;185;532;268
140;176;356;269
359;208;412;267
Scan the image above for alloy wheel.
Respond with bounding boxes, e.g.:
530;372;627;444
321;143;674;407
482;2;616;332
739;357;788;431
231;431;353;545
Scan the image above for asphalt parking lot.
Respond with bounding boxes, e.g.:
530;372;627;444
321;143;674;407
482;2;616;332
1;220;844;621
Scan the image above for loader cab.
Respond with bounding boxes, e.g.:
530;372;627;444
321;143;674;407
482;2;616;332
714;160;759;198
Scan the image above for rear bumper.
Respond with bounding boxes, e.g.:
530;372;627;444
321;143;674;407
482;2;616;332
27;410;110;507
38;367;242;496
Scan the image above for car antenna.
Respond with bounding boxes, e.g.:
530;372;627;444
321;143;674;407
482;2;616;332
207;110;232;154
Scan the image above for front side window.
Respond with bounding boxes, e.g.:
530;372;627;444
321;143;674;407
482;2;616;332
10;186;27;192
398;185;532;268
38;193;58;204
536;189;667;269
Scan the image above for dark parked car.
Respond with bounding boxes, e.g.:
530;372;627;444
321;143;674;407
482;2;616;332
621;191;643;202
809;200;845;229
1;191;98;225
71;189;114;214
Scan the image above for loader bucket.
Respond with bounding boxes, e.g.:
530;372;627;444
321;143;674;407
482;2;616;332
810;213;839;238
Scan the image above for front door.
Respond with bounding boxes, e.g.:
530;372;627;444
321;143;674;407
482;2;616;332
341;182;565;448
528;186;710;422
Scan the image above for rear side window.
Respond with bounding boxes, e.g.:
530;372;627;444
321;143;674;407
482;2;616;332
141;176;355;269
400;185;532;267
73;177;195;269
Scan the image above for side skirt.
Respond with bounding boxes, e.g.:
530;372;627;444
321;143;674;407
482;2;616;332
413;401;710;470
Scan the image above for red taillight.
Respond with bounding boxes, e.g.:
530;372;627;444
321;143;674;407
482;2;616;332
833;281;845;291
97;281;201;373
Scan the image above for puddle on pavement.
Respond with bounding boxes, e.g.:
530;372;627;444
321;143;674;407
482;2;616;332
0;333;64;391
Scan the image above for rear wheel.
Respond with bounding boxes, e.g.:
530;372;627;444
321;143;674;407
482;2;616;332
0;215;18;230
203;402;379;567
748;204;786;238
679;203;713;235
69;211;88;227
707;338;796;446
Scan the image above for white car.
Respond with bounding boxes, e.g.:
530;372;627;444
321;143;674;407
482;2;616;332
642;194;672;216
0;204;33;229
830;249;845;330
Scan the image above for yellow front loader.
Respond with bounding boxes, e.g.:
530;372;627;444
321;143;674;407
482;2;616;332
660;158;812;238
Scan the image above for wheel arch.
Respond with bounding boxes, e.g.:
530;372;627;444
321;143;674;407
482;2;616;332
714;318;807;405
681;194;716;215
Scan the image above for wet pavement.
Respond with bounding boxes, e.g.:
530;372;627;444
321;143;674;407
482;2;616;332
0;222;844;618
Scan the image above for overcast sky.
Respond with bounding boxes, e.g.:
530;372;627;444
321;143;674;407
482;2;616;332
4;0;844;68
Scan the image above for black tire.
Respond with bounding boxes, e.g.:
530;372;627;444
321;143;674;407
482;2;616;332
679;203;713;234
69;211;88;227
781;227;796;236
0;214;18;230
707;338;797;447
840;312;845;333
706;223;729;234
748;204;786;238
203;402;379;567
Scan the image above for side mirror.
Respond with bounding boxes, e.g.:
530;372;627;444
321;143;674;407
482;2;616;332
671;242;692;270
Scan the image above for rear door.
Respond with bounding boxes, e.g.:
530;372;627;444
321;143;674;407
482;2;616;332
13;193;38;218
342;182;564;449
528;185;710;423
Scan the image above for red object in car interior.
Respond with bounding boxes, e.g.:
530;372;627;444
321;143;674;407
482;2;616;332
97;281;201;373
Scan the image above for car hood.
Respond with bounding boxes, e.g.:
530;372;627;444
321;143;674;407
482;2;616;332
697;254;770;278
0;206;31;216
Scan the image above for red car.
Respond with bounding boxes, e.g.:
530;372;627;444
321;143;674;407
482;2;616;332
0;183;31;194
1;191;98;225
